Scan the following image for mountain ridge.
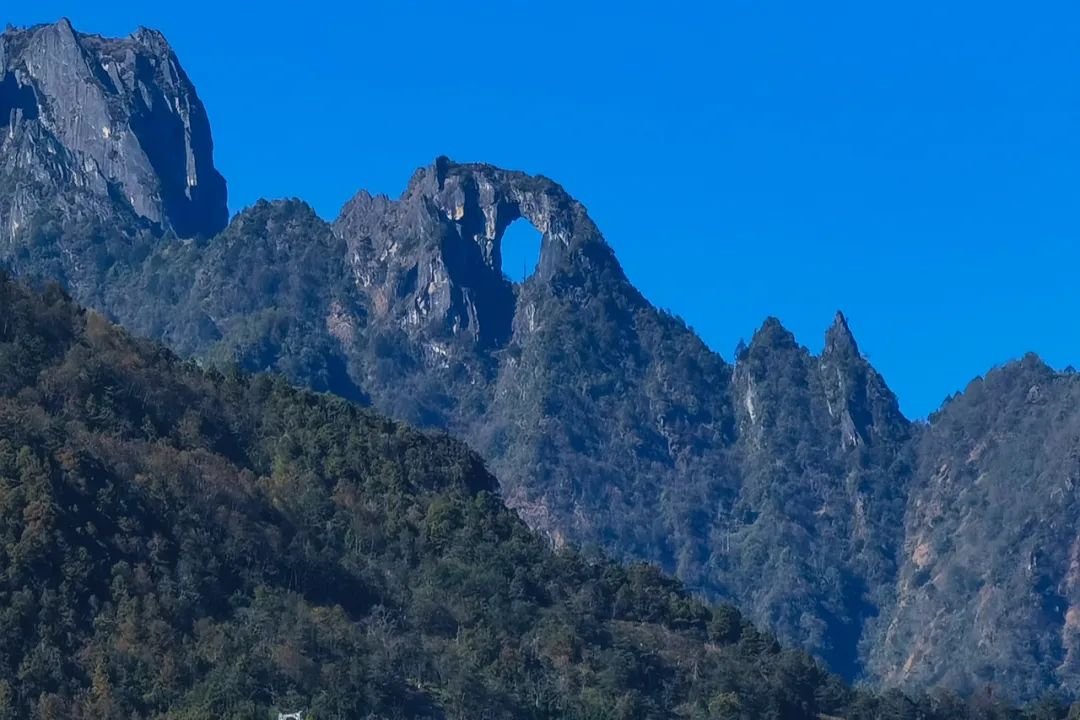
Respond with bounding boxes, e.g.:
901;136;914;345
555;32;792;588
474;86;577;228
0;269;874;718
1;18;1079;702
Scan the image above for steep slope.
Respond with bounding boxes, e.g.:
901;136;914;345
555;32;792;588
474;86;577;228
20;150;911;679
0;271;879;719
107;198;369;403
335;159;734;545
870;355;1080;699
271;163;1080;700
0;19;226;303
0;22;923;684
330;159;915;678
725;315;914;680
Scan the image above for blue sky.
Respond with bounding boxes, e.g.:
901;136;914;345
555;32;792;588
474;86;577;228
10;2;1080;418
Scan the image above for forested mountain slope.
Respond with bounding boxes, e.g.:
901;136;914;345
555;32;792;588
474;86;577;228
4;18;1080;702
0;271;965;720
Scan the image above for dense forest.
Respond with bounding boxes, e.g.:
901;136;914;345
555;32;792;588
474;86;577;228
0;273;1074;719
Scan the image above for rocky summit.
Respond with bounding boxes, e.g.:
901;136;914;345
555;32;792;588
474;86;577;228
3;18;1080;704
0;19;226;241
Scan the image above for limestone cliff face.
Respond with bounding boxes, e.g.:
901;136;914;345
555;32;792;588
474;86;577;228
0;19;227;239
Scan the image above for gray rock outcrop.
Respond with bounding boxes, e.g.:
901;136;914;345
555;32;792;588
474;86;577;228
0;18;226;239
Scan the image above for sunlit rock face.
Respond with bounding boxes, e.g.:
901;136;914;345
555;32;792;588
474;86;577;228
335;157;613;349
0;18;227;239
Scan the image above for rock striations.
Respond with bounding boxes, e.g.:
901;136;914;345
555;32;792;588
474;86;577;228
0;19;226;240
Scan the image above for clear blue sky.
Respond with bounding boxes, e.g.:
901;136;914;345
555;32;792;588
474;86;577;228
10;2;1080;418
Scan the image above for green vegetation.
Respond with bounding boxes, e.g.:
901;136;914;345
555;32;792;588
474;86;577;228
8;20;1080;703
2;273;1075;718
0;274;840;718
9;172;1080;702
10;153;1080;703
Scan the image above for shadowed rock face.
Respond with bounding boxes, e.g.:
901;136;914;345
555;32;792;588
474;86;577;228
0;19;227;238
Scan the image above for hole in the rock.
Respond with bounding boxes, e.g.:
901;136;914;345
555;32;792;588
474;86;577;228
500;219;541;283
0;72;38;127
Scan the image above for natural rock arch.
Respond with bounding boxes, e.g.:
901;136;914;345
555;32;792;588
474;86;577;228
498;217;542;283
335;157;624;349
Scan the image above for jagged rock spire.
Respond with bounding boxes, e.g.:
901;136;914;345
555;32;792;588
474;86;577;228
824;310;860;357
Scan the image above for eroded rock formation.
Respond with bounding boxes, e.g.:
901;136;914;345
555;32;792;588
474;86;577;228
336;157;615;349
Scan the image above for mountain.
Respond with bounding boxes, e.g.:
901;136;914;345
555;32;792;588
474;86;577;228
0;18;226;239
1;18;1079;703
0;266;993;719
871;356;1080;699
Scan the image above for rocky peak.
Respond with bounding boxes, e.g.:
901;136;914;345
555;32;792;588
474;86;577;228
738;317;807;375
732;312;906;451
400;156;607;282
732;318;805;430
335;157;623;349
823;310;859;358
818;312;908;449
744;317;802;359
0;19;227;238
